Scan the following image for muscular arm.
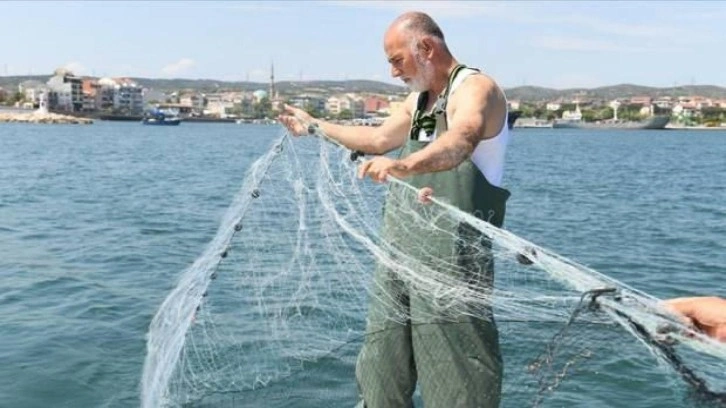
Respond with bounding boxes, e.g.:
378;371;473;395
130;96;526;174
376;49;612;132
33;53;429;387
399;75;506;174
312;93;416;155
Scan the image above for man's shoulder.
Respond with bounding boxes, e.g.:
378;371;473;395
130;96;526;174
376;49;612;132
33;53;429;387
452;73;505;108
460;73;501;97
396;92;419;116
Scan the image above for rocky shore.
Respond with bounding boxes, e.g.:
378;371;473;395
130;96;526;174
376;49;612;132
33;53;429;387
0;111;93;124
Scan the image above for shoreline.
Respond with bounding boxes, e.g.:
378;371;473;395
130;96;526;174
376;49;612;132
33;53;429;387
0;110;93;124
665;124;726;131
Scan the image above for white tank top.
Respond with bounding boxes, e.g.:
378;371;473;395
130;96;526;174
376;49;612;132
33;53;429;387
412;68;509;187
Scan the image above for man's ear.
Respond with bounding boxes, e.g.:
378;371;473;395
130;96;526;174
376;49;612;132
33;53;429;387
420;38;434;56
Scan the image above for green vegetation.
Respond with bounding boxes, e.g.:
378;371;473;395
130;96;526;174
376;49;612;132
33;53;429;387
701;107;726;122
336;109;353;120
252;97;273;119
301;101;326;119
0;91;24;106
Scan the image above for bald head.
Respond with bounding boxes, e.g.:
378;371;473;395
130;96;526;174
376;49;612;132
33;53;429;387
390;12;445;41
386;12;450;57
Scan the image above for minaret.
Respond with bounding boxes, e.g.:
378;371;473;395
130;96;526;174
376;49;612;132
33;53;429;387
269;60;276;100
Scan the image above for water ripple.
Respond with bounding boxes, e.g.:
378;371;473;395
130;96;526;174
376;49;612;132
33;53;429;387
1;124;725;407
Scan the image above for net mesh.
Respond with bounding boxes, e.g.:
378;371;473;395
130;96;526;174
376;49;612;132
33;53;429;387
142;129;726;408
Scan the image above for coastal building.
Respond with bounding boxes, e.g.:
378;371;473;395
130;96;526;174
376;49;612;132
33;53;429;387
630;96;652;105
204;94;235;117
672;103;697;119
326;95;364;118
221;92;244;105
112;78;144;113
546;102;561;111
639;105;655;117
289;94;326;112
252;90;268;103
81;78;98;112
155;103;193;117
18;80;49;107
46;68;82;112
179;93;205;112
96;77;117;110
364;96;390;116
325;96;342;115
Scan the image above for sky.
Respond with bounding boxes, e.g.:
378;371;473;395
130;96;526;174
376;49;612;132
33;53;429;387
1;0;725;89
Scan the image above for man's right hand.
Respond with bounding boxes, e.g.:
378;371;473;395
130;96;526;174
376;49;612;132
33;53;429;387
663;296;726;342
278;104;316;136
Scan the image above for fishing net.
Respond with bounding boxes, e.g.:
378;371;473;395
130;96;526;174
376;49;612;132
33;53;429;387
141;127;726;408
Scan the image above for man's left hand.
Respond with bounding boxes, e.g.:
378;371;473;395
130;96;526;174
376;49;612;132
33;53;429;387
357;157;411;183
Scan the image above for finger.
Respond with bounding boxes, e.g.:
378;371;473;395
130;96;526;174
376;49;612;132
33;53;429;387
375;168;388;183
417;187;434;204
357;161;371;179
283;104;296;113
280;117;295;131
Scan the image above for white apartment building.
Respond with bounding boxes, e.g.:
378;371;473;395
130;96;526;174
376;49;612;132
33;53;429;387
112;78;144;113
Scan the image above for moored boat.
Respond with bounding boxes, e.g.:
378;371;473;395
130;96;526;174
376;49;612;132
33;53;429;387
142;109;182;126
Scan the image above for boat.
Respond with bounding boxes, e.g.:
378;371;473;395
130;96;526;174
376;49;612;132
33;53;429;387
142;109;181;126
552;103;670;130
513;117;553;128
553;116;670;130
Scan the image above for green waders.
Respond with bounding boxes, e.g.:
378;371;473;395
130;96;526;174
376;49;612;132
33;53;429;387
355;136;511;408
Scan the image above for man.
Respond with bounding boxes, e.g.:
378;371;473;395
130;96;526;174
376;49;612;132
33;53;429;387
279;11;510;408
664;296;726;342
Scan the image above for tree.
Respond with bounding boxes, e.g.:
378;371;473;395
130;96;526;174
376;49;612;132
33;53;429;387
581;110;596;122
303;101;326;119
618;104;643;121
253;97;273;119
701;106;724;122
337;109;353;120
519;104;535;118
601;107;614;120
10;91;23;104
560;103;576;112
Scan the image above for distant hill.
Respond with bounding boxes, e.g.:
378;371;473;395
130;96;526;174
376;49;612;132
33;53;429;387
131;78;407;94
2;75;725;101
0;75;407;95
505;83;726;102
0;75;47;90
